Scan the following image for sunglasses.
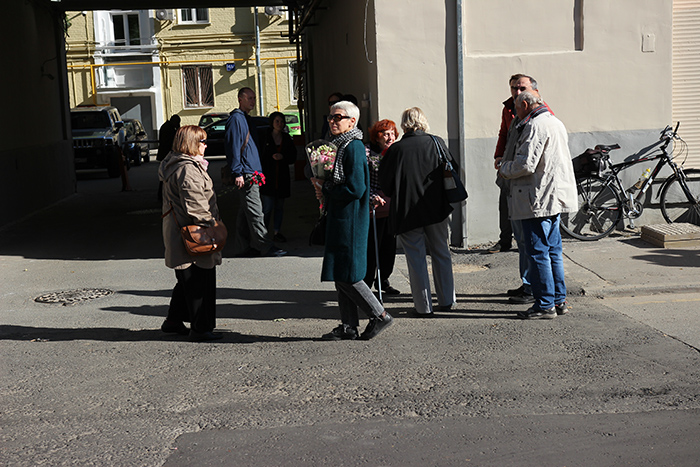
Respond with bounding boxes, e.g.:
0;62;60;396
328;114;352;123
199;139;208;144
511;86;529;92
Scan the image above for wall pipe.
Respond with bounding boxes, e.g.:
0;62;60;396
254;7;265;114
456;0;467;247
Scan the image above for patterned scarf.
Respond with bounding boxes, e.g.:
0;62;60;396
515;104;550;134
330;127;363;185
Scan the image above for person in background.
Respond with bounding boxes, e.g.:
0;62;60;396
116;122;132;192
311;100;393;341
260;111;297;242
364;119;400;295
225;87;286;257
157;115;180;201
157;115;181;162
498;91;577;319
379;107;456;317
321;92;344;140
159;125;223;341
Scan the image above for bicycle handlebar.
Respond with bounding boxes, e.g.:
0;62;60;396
660;122;681;141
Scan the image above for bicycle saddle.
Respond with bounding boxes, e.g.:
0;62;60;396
594;143;621;153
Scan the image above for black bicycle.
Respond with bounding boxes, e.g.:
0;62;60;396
561;122;700;240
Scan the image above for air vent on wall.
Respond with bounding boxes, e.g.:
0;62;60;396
155;9;174;21
264;6;284;16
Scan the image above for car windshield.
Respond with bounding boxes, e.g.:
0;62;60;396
199;114;228;127
72;112;111;130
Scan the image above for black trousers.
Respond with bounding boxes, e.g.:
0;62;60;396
498;186;513;246
167;265;217;333
364;216;397;288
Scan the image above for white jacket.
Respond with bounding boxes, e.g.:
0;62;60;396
499;111;578;221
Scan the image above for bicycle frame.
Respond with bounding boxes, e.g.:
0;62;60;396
600;136;682;224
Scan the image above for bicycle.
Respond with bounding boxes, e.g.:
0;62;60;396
561;122;700;240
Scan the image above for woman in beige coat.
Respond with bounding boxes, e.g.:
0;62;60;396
159;125;223;341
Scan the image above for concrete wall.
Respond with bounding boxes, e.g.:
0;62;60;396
0;3;75;227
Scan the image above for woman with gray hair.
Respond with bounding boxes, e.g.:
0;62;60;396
379;107;457;317
311;100;394;340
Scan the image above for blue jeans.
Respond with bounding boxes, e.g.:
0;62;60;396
511;219;532;294
262;194;285;233
520;215;566;310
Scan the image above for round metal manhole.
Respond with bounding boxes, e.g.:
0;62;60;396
34;288;114;306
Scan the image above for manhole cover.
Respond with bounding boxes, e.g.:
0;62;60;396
34;288;113;306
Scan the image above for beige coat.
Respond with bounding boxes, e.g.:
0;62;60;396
159;152;222;270
499;111;578;221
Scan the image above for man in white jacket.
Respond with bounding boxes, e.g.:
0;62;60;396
499;91;578;319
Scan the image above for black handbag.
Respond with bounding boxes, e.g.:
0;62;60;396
309;212;327;246
430;135;468;203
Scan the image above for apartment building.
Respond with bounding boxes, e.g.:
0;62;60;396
64;7;299;138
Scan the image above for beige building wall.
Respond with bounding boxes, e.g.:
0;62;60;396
357;0;672;245
461;0;672;243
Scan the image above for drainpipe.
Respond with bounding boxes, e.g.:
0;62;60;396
456;0;467;248
254;7;264;115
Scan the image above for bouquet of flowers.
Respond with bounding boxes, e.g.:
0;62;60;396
249;171;266;187
305;140;337;180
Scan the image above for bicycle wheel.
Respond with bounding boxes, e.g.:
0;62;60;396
560;174;622;240
660;168;700;225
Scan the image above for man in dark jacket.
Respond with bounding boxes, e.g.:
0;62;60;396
379;107;457;317
225;87;286;257
157;115;180;162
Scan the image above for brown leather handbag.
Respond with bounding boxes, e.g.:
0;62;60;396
164;204;227;256
180;222;227;256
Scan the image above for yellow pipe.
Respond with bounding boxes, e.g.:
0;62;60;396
67;55;298;114
273;58;280;110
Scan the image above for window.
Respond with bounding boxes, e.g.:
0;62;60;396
288;61;299;105
183;65;214;108
179;8;209;24
112;13;140;46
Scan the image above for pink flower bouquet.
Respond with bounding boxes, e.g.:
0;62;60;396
305;140;337;180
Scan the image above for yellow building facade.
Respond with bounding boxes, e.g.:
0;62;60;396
65;7;299;137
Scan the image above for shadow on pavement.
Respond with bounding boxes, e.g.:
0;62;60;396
0;325;316;343
0;159;322;261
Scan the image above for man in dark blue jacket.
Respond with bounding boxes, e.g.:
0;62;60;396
225;87;286;257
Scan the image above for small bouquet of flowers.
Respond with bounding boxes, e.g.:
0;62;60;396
305;140;337;211
249;171;266;187
305;140;337;180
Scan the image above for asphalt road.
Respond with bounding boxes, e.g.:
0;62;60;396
1;159;699;466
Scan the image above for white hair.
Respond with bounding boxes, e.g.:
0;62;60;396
330;101;360;128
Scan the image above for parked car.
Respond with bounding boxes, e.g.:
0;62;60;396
122;118;150;166
285;112;302;136
198;112;230;128
199;113;269;158
71;106;123;178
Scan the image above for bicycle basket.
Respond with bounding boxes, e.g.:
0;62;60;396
572;149;608;177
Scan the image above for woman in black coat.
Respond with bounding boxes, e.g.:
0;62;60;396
260;112;297;242
379;107;457;317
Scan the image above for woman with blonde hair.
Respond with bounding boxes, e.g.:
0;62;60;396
159;125;224;341
379;107;457;317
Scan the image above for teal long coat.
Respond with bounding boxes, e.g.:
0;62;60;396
321;139;370;283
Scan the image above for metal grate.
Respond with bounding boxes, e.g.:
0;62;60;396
34;288;113;306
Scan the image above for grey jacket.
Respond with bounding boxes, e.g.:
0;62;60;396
159;151;223;270
498;111;578;221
